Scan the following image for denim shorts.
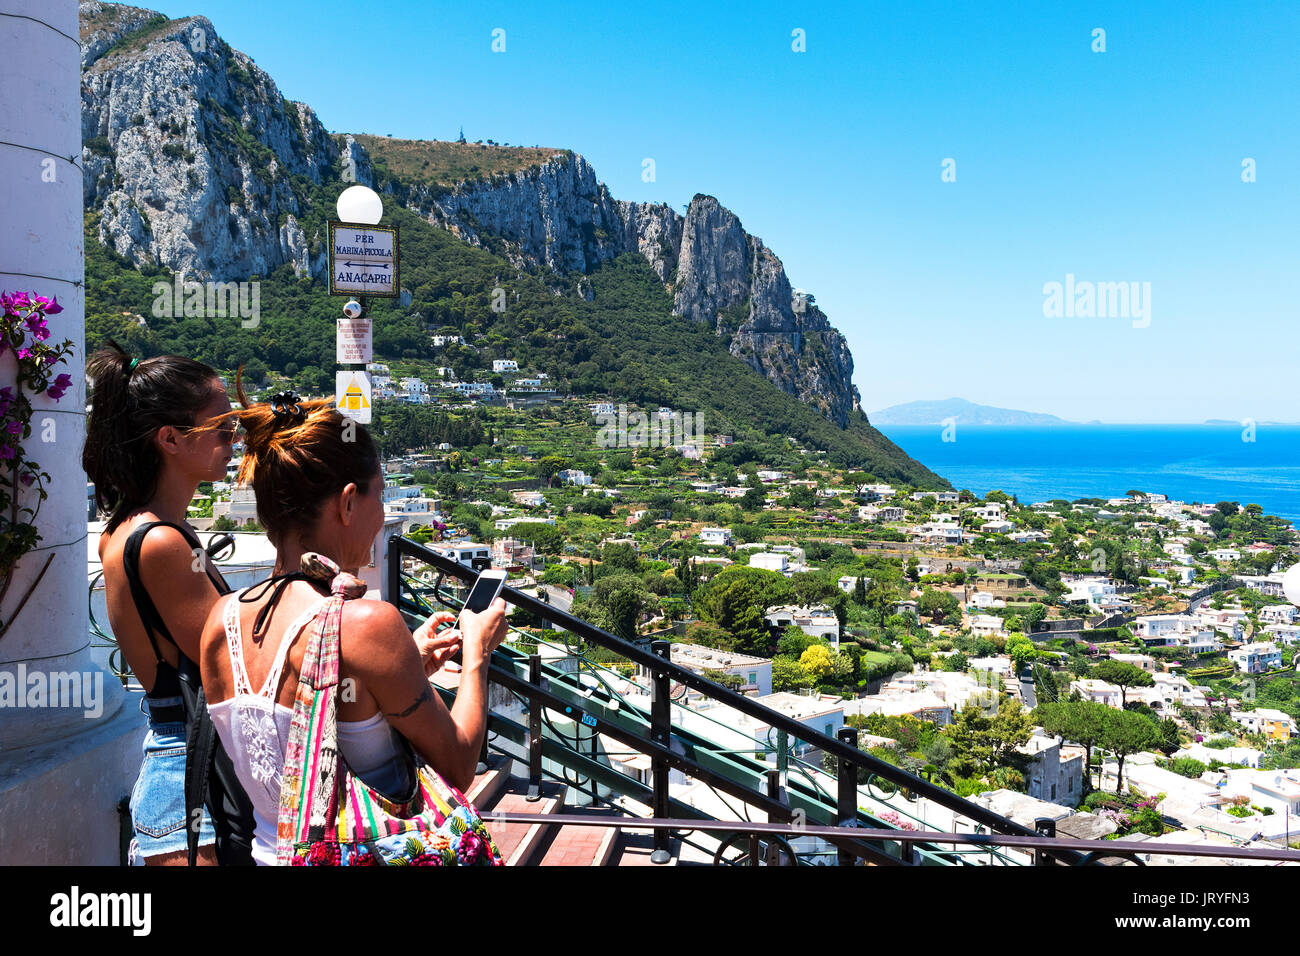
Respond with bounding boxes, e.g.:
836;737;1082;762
129;696;215;858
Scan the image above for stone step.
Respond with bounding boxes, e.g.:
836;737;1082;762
536;807;622;867
609;828;681;867
478;779;567;866
464;756;509;811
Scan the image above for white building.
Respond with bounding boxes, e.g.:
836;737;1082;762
1227;642;1283;675
969;614;1006;637
765;605;840;646
429;540;492;569
1230;708;1297;740
1019;732;1086;806
212;486;259;526
912;522;963;546
1070;679;1123;708
1220;768;1300;818
648;645;773;699
492;359;519;373
749;552;789;574
859;504;904;523
856;483;896;501
699;527;733;546
557;469;593;486
1260;604;1298;625
968;503;1006;522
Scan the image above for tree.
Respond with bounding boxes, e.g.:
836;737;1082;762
919;587;959;623
944;697;1034;775
800;645;833;679
598;542;641;575
777;626;815;658
535;454;571;484
676;554;696;595
1035;700;1109;793
1022;602;1048;632
1092;660;1154;708
853;575;867;606
772;656;812;692
1005;632;1037;670
939;651;968;672
511;522;562;555
1102;709;1159;793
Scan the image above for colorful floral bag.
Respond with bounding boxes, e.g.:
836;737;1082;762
275;553;501;866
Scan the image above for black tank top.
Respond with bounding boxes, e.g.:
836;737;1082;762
122;520;227;700
120;520;256;865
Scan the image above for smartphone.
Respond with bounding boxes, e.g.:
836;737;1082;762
462;568;507;615
444;570;506;672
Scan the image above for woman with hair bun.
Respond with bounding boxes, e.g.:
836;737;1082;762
199;378;506;865
83;342;251;865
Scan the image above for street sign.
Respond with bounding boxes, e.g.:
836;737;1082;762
328;221;399;297
336;318;373;364
336;370;372;424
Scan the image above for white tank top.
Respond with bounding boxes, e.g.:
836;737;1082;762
208;589;406;865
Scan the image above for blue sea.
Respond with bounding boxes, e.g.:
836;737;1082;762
876;425;1300;525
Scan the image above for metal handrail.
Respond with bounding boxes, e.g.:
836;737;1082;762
389;536;1085;865
484;812;1300;864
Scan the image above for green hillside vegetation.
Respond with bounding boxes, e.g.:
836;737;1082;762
353;134;563;190
84;161;943;485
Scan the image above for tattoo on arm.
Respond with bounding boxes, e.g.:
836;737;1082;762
383;685;433;719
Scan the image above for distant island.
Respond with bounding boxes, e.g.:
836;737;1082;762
870;398;1074;427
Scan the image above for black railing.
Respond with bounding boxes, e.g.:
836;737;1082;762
389;536;1086;865
483;812;1300;866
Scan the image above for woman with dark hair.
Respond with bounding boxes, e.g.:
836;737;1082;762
83;342;247;865
198;382;506;864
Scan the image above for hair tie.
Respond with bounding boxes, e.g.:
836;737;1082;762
269;390;305;426
301;552;367;599
127;357;139;374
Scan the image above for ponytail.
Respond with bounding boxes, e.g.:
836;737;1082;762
82;341;222;531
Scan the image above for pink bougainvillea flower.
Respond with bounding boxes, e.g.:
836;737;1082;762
6;291;30;311
24;315;50;341
0;445;14;460
5;421;21;436
19;473;35;487
38;294;63;315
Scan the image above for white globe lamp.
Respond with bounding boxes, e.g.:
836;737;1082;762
336;185;383;225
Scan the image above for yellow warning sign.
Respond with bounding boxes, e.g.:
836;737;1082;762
335;371;372;424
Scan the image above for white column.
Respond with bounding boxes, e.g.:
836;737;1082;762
0;0;138;864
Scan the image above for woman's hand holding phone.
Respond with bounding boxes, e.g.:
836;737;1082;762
457;598;509;669
413;611;460;677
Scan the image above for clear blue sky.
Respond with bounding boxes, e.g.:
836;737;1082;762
143;0;1299;423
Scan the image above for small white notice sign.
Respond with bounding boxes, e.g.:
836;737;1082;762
337;318;373;364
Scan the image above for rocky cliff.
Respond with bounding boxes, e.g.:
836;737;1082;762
80;1;863;427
